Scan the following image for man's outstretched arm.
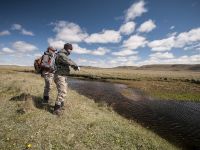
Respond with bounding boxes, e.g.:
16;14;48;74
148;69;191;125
58;53;79;70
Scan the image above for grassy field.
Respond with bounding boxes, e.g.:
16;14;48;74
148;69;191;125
0;66;178;149
70;67;200;101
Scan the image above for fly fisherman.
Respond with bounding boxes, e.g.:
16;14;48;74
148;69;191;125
40;46;57;104
53;43;80;115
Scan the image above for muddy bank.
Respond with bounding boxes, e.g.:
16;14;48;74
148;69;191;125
68;78;200;150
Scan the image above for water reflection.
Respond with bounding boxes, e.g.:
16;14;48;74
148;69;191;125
68;78;200;150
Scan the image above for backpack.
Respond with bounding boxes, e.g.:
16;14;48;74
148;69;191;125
34;53;57;74
34;56;44;74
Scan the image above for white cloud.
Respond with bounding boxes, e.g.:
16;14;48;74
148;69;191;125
34;53;42;58
125;0;147;22
184;43;200;50
75;55;140;68
112;49;138;56
1;47;15;53
0;41;40;66
170;26;175;30
49;21;122;45
167;32;177;37
109;55;139;67
73;44;91;54
11;23;34;36
111;57;128;63
0;30;10;36
47;40;110;56
91;47;110;56
48;39;65;49
76;58;107;66
85;30;121;43
53;21;88;43
137;19;156;33
73;44;110;56
21;29;34;36
0;52;42;66
136;54;200;66
148;36;175;51
177;55;200;64
76;58;87;63
175;28;200;48
76;58;105;67
0;41;38;55
150;52;174;59
119;21;136;35
123;35;147;50
196;47;200;51
148;27;200;51
11;24;22;30
168;55;200;64
12;41;38;52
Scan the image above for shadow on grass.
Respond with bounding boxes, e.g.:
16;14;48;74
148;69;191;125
68;78;200;150
10;93;54;114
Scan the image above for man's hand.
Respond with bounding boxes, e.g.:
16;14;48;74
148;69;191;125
74;66;80;71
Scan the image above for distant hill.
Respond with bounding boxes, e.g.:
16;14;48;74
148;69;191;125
112;64;200;71
113;66;138;69
79;66;103;70
139;64;200;71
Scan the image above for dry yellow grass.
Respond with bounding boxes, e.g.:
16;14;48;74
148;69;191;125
72;67;200;80
71;67;200;101
0;67;178;150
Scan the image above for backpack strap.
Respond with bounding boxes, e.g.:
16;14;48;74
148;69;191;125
40;55;44;65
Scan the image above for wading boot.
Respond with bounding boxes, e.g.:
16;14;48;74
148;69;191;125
61;101;65;110
43;96;49;104
53;104;62;116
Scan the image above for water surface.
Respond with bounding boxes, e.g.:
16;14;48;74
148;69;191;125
68;78;200;150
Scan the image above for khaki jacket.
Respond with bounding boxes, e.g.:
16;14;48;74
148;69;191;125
55;49;78;76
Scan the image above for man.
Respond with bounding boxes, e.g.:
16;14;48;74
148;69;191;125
41;46;57;104
53;43;80;115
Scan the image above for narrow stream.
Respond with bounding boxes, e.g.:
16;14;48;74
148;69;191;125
68;78;200;150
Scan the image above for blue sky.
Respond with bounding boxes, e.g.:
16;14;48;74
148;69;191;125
0;0;199;67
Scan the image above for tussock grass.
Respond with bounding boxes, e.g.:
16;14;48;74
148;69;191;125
0;67;178;149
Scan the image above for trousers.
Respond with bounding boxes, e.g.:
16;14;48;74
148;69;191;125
54;74;67;105
43;73;54;97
